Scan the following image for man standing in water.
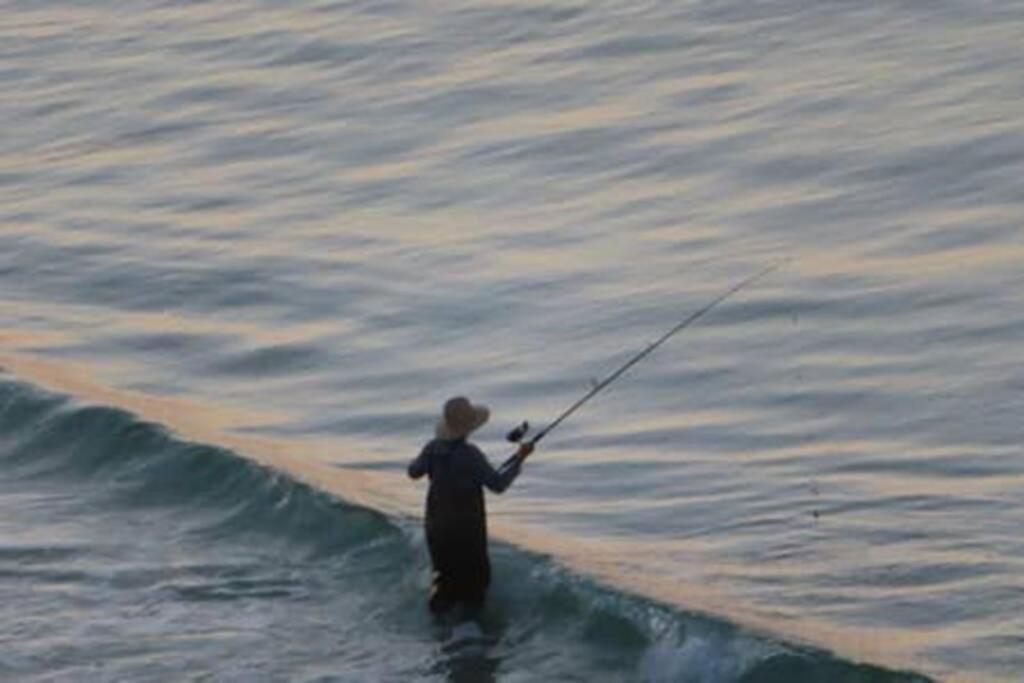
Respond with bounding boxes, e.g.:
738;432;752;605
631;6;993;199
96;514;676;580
408;396;534;615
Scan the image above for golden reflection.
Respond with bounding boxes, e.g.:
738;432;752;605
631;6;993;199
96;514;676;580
460;101;654;141
493;518;944;678
0;346;412;516
0;338;987;681
1;299;351;349
797;243;1024;279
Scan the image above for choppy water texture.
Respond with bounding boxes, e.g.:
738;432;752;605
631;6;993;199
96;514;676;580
1;1;1022;681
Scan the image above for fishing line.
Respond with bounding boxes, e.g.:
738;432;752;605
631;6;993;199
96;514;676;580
500;258;789;471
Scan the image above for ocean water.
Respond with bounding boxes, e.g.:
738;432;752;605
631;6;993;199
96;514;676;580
1;1;1022;681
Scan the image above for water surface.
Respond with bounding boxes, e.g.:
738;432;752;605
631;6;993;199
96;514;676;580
2;1;1023;680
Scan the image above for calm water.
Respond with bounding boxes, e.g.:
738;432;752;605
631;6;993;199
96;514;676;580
2;1;1022;681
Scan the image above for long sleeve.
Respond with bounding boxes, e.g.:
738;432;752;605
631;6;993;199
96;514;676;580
408;444;429;479
471;448;521;493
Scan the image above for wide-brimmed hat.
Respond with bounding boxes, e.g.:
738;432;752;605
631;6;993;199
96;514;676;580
435;396;490;440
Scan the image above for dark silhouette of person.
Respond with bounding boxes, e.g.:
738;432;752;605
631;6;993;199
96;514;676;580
408;396;533;615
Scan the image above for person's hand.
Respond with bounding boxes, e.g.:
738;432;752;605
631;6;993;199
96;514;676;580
518;442;535;459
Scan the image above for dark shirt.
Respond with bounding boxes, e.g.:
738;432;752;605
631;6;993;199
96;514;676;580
408;438;522;532
408;438;520;492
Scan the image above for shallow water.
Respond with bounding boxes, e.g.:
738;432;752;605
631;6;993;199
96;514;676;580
0;380;927;682
2;1;1023;680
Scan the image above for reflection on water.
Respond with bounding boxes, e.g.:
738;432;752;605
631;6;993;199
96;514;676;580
2;0;1023;680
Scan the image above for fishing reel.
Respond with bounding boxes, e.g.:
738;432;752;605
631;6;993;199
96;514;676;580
505;421;530;443
498;420;532;472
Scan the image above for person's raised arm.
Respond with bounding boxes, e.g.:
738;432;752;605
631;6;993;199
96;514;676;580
474;442;533;493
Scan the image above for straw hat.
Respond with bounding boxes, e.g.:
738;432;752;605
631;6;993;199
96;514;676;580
435;396;490;440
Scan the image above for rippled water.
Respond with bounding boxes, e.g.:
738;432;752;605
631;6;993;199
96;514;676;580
2;1;1023;681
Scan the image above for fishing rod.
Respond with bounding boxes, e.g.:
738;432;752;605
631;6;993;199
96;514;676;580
500;259;788;471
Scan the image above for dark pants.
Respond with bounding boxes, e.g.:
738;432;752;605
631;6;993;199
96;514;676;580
426;520;491;615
